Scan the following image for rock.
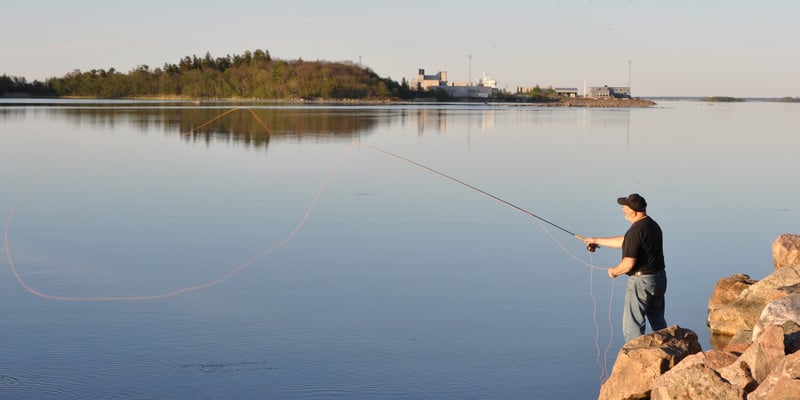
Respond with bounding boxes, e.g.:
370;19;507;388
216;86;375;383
708;264;800;336
664;349;738;371
783;320;800;354
651;364;744;400
710;326;785;397
709;274;757;313
598;326;701;400
747;350;800;400
772;233;800;270
752;293;800;341
658;350;751;397
717;360;759;395
694;350;740;370
738;325;786;383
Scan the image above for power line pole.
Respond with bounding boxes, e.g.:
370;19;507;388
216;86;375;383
468;54;473;86
628;60;632;96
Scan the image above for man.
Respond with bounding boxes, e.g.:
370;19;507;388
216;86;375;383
581;193;667;342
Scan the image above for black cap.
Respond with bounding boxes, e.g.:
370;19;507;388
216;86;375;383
617;193;647;212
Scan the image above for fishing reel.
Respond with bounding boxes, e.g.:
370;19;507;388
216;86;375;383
586;243;599;253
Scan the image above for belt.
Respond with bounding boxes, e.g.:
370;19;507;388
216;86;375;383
634;270;663;276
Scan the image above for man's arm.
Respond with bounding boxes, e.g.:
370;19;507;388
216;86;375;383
608;257;636;278
578;235;624;249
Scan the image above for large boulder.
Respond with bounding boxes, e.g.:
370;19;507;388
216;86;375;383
651;364;743;400
709;326;785;397
752;292;800;341
772;233;800;270
709;274;757;313
732;325;786;384
708;264;800;336
650;349;740;400
747;350;800;400
671;350;739;371
598;326;701;400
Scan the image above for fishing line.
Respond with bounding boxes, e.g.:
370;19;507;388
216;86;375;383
519;194;614;381
588;252;616;382
360;143;581;238
3;143;352;301
5;107;615;378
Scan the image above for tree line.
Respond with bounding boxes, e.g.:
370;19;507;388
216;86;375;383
0;74;53;96
1;49;414;100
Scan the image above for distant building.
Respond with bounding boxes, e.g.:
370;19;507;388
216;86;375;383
410;69;448;90
441;85;493;98
586;85;630;99
410;68;495;98
555;88;579;98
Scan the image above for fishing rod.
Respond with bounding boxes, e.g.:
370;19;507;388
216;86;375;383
359;143;599;252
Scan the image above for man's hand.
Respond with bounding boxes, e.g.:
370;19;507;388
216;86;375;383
578;235;597;247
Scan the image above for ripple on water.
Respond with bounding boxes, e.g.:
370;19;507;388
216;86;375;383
179;360;279;375
0;366;148;400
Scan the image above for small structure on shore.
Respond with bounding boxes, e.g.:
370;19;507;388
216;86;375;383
555;87;579;98
586;85;631;99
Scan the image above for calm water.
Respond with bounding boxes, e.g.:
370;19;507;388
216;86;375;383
1;100;798;399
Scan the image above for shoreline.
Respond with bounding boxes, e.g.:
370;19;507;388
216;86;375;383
0;96;658;108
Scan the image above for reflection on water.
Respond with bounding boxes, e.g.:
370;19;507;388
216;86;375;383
710;333;735;351
0;104;519;153
4;107;382;148
0;104;514;149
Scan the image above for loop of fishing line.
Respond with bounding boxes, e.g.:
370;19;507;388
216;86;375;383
6;107;601;301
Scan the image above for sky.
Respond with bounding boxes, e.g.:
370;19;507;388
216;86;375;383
2;0;798;97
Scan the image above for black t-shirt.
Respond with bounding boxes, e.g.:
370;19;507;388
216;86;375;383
622;216;665;275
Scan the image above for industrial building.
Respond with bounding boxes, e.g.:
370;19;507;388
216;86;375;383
410;68;494;99
585;85;631;99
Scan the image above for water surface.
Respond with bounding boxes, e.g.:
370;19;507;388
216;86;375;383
1;100;798;399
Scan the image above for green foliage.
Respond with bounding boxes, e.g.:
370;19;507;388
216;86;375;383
0;74;54;96
514;84;559;102
778;97;800;103
18;50;410;100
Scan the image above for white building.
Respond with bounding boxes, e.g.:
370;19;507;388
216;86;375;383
586;85;630;98
555;88;579;98
410;68;494;98
410;69;448;90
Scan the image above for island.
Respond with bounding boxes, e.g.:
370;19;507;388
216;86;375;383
2;49;654;107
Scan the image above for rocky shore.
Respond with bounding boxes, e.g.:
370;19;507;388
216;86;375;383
411;97;657;108
545;97;656;108
599;234;800;399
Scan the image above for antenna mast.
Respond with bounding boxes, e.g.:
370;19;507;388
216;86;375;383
468;54;473;86
628;60;632;96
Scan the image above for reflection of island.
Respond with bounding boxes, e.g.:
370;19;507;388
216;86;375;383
410;108;496;136
2;104;517;148
42;106;503;143
40;107;384;149
177;108;379;147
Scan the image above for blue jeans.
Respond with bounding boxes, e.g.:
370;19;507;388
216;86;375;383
623;270;667;342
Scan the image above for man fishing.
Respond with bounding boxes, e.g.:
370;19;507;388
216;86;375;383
580;193;668;342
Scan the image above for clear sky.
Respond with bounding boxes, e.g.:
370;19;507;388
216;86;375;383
2;0;798;97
